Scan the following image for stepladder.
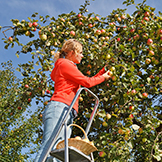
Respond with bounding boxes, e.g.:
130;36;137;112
38;87;100;162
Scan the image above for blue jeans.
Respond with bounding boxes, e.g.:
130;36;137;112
34;101;75;162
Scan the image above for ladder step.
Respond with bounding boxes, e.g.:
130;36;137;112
50;146;93;162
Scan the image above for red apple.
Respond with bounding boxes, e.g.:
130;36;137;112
99;151;106;157
142;92;148;98
32;22;38;27
96;30;101;35
77;14;82;18
25;84;29;88
117;17;121;22
18;107;22;110
117;38;120;42
144;11;150;17
95;16;100;21
28;22;32;28
147;38;153;45
107;70;113;76
28;98;31;102
130;29;135;33
129;114;134;119
121;15;126;19
46;90;50;94
44;101;48;105
131;89;137;95
101;29;105;34
8;37;13;42
145;58;151;64
143;17;149;21
88;24;93;28
70;31;75;36
149;50;154;56
129;106;134;111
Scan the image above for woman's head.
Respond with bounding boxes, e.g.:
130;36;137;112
54;39;83;63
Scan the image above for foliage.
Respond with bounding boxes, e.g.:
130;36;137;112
0;61;43;161
1;0;162;161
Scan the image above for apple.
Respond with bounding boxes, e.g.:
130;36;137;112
129;106;134;111
130;29;135;33
118;129;124;135
25;31;30;36
144;11;150;17
88;24;93;28
70;31;75;36
8;37;13;42
147;38;153;45
44;101;48;105
142;92;148;98
32;22;38;27
149;50;154;56
106;113;111;119
131;89;137;95
18;107;22;110
129;114;134;119
138;128;143;134
121;15;126;19
111;75;117;81
32;27;37;32
99;151;106;157
40;34;47;41
142;138;147;143
28;98;31;102
96;30;101;35
101;29;105;34
102;121;108;127
60;18;65;22
145;58;151;64
75;136;82;140
25;84;29;88
28;22;32;28
79;21;83;25
105;36;109;41
79;96;83;102
110;66;115;71
115;14;119;18
107;70;113;77
117;38;120;42
95;16;100;21
117;17;121;22
77;14;82;18
149;75;154;79
106;54;111;59
46;90;50;94
143;17;149;21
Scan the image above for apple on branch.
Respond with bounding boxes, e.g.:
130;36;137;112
70;31;75;36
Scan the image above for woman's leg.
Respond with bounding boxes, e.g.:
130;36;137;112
34;101;74;162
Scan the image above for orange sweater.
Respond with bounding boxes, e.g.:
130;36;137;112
50;58;105;112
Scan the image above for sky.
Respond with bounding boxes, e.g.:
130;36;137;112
0;0;162;160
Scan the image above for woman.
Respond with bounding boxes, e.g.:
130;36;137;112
34;39;111;162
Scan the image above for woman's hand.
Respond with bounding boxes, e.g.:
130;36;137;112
102;70;112;80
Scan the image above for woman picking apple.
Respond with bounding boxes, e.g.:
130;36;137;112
34;39;111;162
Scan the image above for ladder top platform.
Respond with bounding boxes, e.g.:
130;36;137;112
50;146;92;162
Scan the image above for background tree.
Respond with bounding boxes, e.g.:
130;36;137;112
0;0;162;161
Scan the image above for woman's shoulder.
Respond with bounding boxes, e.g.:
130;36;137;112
57;58;75;66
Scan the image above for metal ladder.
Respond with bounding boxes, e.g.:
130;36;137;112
38;87;99;162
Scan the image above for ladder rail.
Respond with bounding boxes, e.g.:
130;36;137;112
38;87;99;162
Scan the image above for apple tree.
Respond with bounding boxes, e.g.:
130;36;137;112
0;0;162;161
